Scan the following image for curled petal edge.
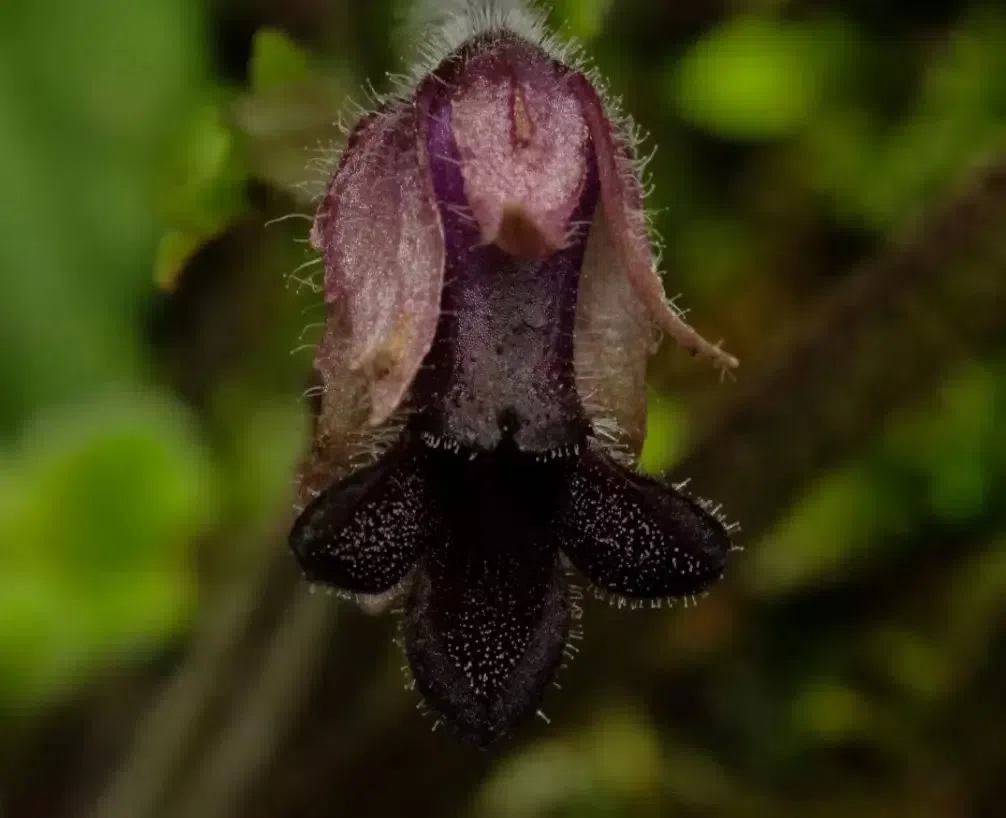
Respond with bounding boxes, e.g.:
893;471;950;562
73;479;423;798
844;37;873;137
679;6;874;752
572;73;739;374
311;87;446;425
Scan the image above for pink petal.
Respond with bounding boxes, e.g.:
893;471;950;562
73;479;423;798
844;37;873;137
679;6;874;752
312;93;445;424
450;37;591;259
572;74;739;374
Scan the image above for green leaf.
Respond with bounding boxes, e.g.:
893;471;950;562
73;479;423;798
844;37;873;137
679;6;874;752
551;0;612;42
155;101;248;290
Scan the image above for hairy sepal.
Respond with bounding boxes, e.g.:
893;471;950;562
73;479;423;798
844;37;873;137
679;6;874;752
572;73;739;375
311;99;445;425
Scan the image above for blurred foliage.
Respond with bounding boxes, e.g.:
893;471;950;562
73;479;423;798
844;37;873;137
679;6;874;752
0;0;1004;817
0;0;212;716
673;15;826;140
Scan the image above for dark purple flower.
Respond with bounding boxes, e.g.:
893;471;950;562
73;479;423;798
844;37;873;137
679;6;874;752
290;4;738;746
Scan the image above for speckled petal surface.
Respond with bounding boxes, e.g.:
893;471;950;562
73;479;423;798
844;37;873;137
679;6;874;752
403;453;571;745
405;538;568;745
289;434;436;594
555;441;731;598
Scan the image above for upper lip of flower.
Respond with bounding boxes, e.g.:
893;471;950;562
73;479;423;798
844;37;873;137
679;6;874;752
307;29;736;429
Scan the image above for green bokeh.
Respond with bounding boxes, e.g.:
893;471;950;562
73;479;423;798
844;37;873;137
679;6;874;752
0;1;1004;816
672;15;825;140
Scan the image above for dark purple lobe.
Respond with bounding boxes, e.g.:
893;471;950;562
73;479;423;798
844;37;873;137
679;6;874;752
404;448;571;745
555;442;730;597
289;434;438;594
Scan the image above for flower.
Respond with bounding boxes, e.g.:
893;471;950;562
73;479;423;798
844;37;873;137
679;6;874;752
290;2;737;745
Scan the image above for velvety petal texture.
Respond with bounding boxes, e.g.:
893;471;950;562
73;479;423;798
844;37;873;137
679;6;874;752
555;442;730;597
413;66;597;453
572;74;739;374
310;102;444;424
289;435;437;594
404;531;571;744
404;452;571;744
450;35;591;259
406;542;569;745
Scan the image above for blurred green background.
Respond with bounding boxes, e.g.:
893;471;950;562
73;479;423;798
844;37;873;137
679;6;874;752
1;0;1005;816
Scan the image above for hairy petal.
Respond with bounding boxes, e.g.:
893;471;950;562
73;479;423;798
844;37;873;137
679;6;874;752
450;35;591;259
574;199;655;457
293;316;372;510
555;442;731;597
311;97;445;424
404;455;571;745
290;8;742;746
406;542;568;745
289;434;436;594
571;74;739;373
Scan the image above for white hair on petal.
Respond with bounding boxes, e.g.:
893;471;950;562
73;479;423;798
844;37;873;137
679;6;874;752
402;0;558;64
